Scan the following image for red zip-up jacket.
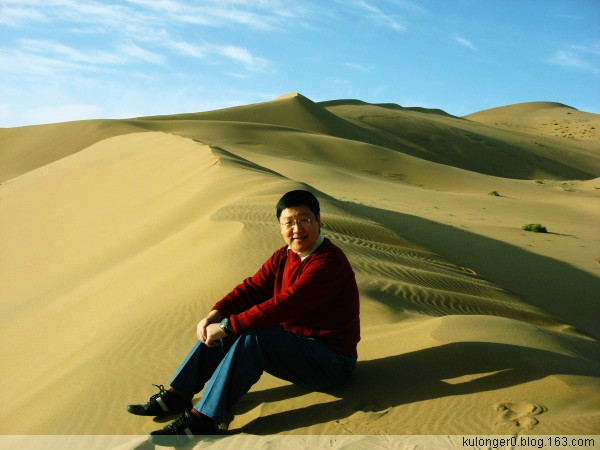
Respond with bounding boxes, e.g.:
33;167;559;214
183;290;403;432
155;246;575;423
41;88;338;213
212;237;360;358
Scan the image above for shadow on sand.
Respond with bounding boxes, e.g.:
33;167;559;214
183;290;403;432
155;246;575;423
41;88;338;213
235;341;598;434
125;341;598;447
343;203;600;340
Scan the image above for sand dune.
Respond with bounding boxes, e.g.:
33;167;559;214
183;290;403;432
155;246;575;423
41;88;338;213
0;93;599;445
465;101;600;141
0;120;145;182
322;99;600;179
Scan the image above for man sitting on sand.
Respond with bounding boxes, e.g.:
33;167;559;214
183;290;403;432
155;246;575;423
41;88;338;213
127;189;360;446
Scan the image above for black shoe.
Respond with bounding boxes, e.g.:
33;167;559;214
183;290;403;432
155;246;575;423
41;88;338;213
148;410;219;447
126;384;192;417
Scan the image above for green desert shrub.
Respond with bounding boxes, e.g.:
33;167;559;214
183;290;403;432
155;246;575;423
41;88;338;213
488;190;500;196
522;223;547;233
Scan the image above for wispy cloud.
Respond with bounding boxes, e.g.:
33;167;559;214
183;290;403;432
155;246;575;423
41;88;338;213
2;38;165;78
0;4;47;25
548;43;600;73
345;0;406;31
162;38;267;70
215;45;268;71
123;0;302;31
119;43;166;65
19;39;123;65
166;40;207;59
0;0;281;78
1;42;121;79
454;35;478;51
549;50;596;72
388;0;426;14
572;42;600;56
344;62;375;72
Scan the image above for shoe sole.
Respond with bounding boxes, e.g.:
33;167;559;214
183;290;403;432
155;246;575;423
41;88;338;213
126;404;192;417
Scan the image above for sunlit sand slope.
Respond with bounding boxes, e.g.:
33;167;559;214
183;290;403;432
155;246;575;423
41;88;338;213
1;94;599;442
464;101;600;141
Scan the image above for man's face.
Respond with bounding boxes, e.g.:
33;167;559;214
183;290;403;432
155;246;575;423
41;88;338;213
279;205;321;254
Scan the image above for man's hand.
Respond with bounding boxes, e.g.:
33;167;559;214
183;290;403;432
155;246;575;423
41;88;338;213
197;310;223;343
204;323;228;347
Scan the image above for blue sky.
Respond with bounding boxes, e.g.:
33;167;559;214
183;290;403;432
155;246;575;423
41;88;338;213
1;0;599;127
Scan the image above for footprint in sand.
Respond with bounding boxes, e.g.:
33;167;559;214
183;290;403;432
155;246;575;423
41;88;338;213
335;405;391;434
494;402;547;432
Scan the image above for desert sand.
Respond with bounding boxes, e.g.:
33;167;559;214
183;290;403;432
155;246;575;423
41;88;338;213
1;93;599;448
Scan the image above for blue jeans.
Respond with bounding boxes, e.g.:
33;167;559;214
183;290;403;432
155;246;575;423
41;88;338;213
168;327;356;424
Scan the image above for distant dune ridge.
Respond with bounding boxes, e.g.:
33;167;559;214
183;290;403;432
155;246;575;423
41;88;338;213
0;94;599;443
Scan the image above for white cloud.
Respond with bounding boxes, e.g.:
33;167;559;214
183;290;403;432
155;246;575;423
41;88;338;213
215;45;268;71
161;37;268;70
345;0;406;31
119;43;166;65
123;0;303;31
572;42;600;56
548;49;597;72
0;5;47;25
344;62;375;72
19;39;125;65
124;0;183;12
387;0;426;14
550;50;582;67
454;35;477;51
0;38;166;82
2;1;280;75
167;40;207;59
0;46;97;77
179;6;278;30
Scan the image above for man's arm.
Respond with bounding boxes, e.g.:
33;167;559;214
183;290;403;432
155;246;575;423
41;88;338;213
198;248;284;345
212;248;283;316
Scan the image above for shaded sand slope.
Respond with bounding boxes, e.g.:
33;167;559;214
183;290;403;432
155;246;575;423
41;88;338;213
322;99;599;179
215;137;600;337
220;146;600;338
1;94;599;440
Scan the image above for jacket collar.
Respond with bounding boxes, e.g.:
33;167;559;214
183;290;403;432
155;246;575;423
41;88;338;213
289;231;325;260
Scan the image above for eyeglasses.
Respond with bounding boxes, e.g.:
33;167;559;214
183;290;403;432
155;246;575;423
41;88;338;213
280;218;313;230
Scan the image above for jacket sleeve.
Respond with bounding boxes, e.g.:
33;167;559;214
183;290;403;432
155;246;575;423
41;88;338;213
211;248;282;317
